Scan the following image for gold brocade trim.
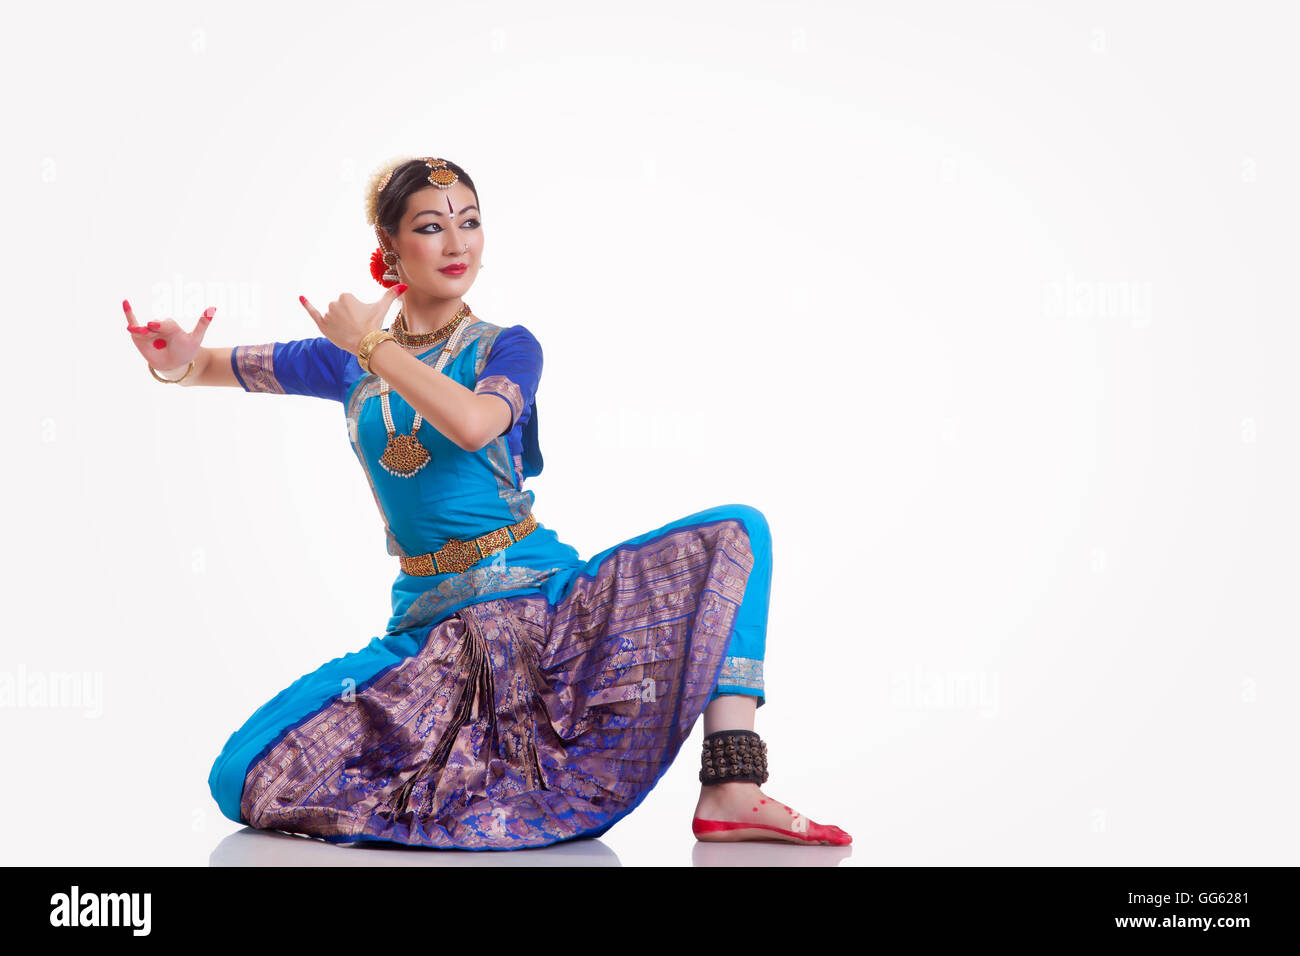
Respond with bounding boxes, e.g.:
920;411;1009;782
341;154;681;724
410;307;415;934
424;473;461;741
400;513;539;576
233;343;285;393
474;375;524;426
394;565;564;634
718;656;764;692
483;433;534;518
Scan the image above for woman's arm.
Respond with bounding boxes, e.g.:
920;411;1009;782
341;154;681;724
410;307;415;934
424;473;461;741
154;347;240;388
366;341;511;452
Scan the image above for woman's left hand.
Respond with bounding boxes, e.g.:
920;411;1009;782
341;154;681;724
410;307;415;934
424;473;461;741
299;284;408;355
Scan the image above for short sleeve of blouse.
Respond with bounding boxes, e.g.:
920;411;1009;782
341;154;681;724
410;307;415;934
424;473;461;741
473;325;542;436
230;337;351;403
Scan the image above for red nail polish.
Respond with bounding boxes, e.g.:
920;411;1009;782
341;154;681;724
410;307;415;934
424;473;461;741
395;284;408;294
202;307;216;320
122;299;131;313
299;296;306;305
153;339;166;349
147;321;160;330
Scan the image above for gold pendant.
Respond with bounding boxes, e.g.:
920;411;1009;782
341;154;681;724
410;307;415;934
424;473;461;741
379;433;431;477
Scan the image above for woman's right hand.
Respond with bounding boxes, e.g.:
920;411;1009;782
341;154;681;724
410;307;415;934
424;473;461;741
124;299;216;372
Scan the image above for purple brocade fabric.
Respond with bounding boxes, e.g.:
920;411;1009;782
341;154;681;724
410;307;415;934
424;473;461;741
238;517;755;849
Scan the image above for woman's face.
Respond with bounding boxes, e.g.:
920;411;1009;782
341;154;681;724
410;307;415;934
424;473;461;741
384;182;483;296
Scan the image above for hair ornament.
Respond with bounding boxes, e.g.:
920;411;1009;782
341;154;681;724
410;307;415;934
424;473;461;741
364;154;415;227
421;157;458;188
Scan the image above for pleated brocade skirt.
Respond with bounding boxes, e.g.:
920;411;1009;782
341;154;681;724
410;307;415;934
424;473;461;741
208;504;772;850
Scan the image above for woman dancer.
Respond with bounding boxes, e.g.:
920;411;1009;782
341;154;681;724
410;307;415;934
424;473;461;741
125;156;851;850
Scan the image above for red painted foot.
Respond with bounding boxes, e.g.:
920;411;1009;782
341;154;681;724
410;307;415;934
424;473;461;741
692;817;852;846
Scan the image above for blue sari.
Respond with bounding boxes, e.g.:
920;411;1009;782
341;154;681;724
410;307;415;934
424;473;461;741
207;316;771;849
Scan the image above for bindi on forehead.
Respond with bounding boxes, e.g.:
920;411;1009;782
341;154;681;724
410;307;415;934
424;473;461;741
447;196;454;214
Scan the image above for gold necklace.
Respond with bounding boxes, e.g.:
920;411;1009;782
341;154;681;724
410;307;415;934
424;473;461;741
392;302;470;349
377;306;472;478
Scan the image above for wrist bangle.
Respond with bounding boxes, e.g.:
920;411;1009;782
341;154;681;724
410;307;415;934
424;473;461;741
150;359;196;384
358;330;397;374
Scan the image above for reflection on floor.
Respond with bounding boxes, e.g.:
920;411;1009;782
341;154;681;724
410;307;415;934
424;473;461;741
209;827;854;867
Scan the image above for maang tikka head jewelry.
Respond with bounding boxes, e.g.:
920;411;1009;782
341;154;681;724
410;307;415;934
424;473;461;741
368;157;481;287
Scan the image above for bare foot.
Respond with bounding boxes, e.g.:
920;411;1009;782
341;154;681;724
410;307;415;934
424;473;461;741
692;781;851;845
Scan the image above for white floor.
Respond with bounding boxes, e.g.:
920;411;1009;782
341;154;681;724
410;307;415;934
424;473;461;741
208;828;855;867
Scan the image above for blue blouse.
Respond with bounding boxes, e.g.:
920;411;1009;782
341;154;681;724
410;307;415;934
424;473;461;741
230;318;584;641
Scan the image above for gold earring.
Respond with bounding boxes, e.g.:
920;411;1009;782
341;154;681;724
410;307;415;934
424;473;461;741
376;225;400;282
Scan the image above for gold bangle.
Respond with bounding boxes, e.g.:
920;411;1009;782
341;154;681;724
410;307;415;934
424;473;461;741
150;359;196;384
358;330;397;374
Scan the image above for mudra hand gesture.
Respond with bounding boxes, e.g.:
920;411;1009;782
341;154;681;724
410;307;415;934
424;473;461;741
299;283;408;356
123;300;216;372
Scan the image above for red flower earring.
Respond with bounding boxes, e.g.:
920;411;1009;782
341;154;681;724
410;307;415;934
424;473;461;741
371;247;400;288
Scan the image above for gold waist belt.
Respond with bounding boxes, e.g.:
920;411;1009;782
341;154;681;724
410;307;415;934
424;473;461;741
399;513;539;576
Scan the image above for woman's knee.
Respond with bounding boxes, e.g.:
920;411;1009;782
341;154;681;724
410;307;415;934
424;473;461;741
721;503;770;551
208;745;250;825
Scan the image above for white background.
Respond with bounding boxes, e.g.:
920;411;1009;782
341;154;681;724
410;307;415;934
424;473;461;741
2;0;1295;866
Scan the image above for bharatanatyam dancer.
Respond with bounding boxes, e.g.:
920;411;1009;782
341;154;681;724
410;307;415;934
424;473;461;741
125;156;851;849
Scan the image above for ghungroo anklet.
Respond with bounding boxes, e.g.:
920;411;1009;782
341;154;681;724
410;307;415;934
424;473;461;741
699;730;769;785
